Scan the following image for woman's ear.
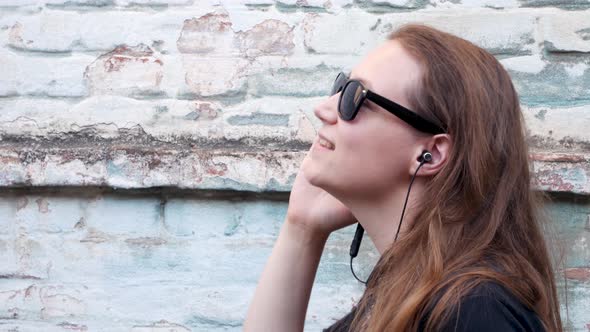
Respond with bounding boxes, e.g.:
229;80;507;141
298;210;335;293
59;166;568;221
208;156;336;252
410;134;451;177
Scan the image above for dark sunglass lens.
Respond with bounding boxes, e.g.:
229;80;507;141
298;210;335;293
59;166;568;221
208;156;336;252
330;72;347;96
339;81;364;120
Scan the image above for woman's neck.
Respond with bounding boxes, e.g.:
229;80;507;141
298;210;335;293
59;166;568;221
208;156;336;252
340;178;426;254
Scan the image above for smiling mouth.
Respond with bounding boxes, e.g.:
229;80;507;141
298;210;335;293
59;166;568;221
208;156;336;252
317;137;335;150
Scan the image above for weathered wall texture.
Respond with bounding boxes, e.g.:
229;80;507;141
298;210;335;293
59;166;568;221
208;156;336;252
0;0;588;331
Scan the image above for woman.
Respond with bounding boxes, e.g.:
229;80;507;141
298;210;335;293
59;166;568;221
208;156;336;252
243;24;563;331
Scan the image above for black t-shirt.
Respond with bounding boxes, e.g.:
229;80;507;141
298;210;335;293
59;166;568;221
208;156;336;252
323;281;545;331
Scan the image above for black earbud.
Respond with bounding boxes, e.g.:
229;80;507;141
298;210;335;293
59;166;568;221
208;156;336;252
418;151;432;163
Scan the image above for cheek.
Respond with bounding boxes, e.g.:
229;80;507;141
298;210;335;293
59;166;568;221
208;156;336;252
337;123;409;188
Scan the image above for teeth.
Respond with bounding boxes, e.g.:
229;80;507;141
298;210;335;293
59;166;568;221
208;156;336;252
319;138;334;150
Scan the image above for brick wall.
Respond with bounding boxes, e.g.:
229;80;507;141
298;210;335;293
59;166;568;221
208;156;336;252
0;0;588;331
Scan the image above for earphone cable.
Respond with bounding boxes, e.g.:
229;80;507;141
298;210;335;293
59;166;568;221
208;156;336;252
350;158;428;285
394;159;427;242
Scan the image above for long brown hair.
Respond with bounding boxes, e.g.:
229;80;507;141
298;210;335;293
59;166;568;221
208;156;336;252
340;24;563;331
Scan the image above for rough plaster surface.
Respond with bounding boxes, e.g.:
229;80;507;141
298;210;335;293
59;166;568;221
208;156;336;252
0;192;587;331
0;0;589;331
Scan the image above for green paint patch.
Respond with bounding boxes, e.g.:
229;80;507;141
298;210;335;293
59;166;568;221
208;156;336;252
354;0;431;12
185;314;242;328
249;64;340;97
224;215;242;236
266;174;297;192
519;0;590;10
508;62;590;107
576;28;590;41
546;193;590;267
534;109;547;121
275;1;330;13
227;112;289;127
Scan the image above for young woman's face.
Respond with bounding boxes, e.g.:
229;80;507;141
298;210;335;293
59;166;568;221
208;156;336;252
302;39;427;199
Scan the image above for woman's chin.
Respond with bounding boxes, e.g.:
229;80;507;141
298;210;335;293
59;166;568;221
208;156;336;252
301;159;327;188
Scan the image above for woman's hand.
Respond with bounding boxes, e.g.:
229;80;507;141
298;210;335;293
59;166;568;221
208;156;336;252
286;154;358;238
244;146;358;332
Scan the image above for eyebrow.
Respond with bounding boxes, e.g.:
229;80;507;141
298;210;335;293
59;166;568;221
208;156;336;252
348;72;372;89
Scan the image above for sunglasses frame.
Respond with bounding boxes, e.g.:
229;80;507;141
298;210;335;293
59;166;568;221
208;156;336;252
332;72;445;135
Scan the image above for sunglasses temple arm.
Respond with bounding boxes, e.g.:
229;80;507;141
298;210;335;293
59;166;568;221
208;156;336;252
365;90;444;135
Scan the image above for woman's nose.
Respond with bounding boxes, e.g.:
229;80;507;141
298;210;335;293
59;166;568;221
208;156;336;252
313;95;338;124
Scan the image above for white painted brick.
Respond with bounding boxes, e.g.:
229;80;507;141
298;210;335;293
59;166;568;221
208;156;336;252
362;0;423;8
176;9;237;55
163;199;286;237
303;9;537;55
244;54;359;97
218;0;355;10
500;54;548;74
0;235;18;274
1;98;589;193
40;285;88;319
0;49;90;97
0;194;588;330
427;0;519;9
0;148;307;191
563;62;589;78
40;158;107;187
0;0;193;6
181;56;249;96
228;0;275;4
0;95;320;142
0;4;588;332
276;0;328;5
0;199;18;235
234;19;296;58
84;44;165;97
523;105;590;148
115;0;193;5
3;9;207;53
7;13;80;53
0;0;40;6
131;320;191;332
44;0;114;5
13;196;85;234
10;232;55;278
83;196;162;236
2;7;306;55
540;10;590;53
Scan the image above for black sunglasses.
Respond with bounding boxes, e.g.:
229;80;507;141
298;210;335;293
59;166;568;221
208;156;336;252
331;72;445;135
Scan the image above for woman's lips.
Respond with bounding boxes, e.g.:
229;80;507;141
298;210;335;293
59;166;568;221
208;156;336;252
318;133;335;150
316;136;335;150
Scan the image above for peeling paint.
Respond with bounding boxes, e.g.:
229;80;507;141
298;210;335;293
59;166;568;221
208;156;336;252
74;217;86;229
224;215;242;236
125;237;167;248
80;229;111;243
530;153;589;163
56;322;88;331
576;27;590;41
35;197;50;213
16;196;28;211
8;22;26;47
227;112;290;126
565;268;590;282
177;10;233;54
189;102;219;120
84;44;164;96
131;319;190;332
235;19;295;58
1;3;589;330
0;273;42;280
534;109;547;120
